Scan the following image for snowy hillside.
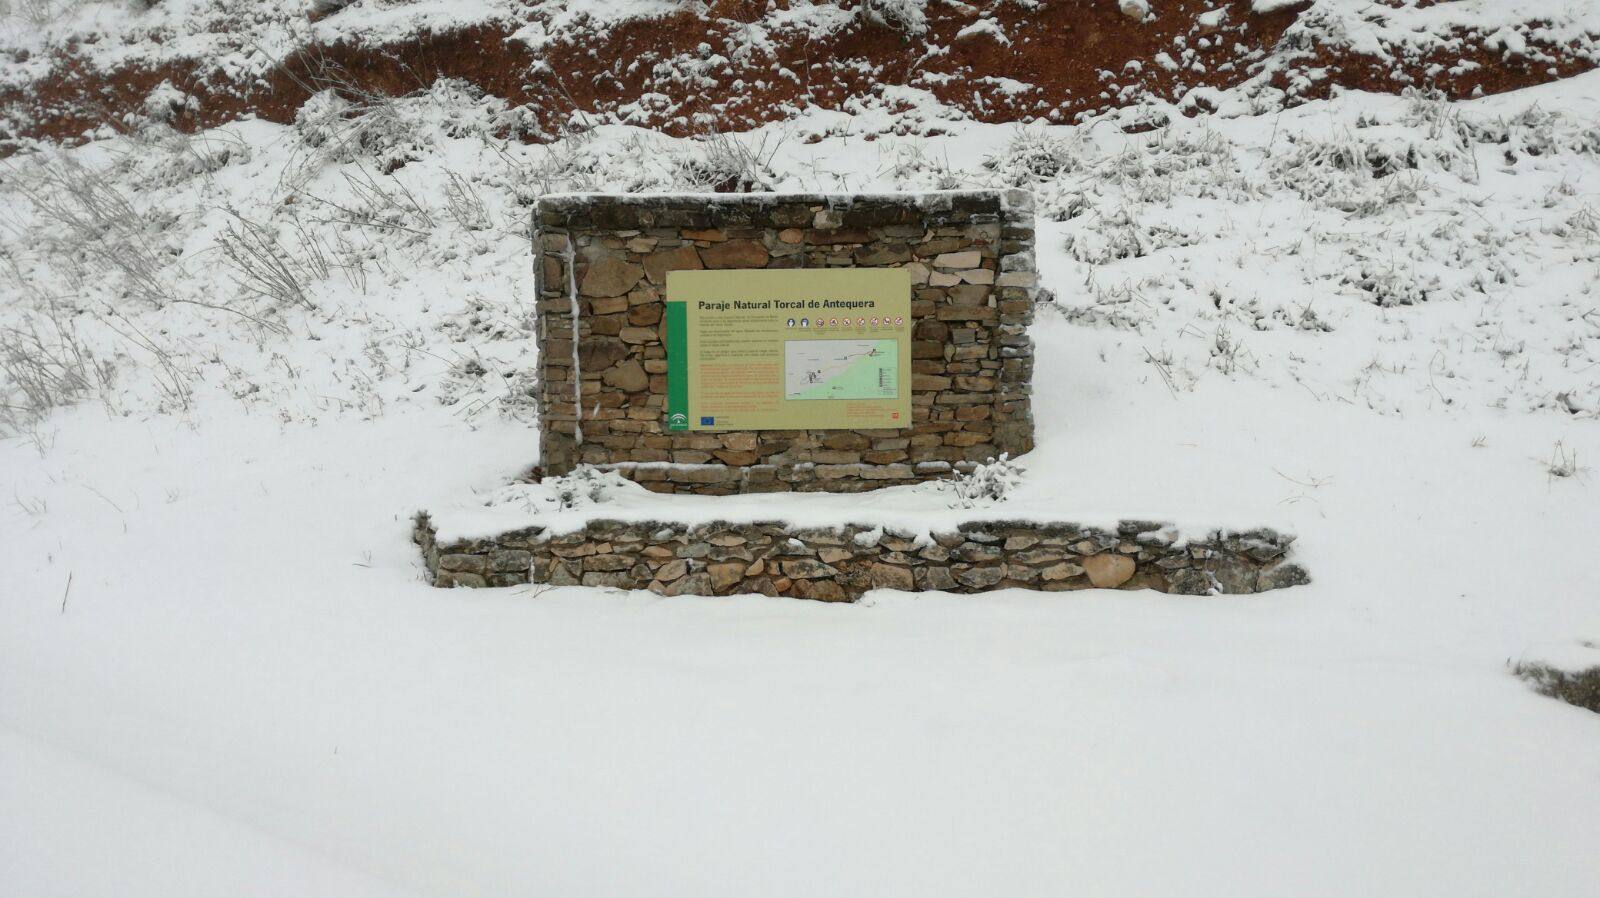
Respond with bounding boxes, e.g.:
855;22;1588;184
5;0;1600;145
3;2;1600;896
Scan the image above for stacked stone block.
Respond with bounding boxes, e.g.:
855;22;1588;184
534;190;1039;494
415;514;1310;600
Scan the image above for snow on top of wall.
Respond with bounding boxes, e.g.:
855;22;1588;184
427;466;1295;545
535;187;1022;206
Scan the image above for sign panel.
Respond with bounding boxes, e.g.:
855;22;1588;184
665;268;912;431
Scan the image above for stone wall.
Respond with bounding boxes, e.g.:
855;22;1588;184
533;190;1039;494
415;515;1310;600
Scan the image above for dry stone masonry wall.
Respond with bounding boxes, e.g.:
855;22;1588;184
534;191;1039;495
415;515;1310;600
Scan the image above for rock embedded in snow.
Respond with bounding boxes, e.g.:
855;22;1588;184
490;549;533;573
662;572;714;596
1165;569;1212;596
917;566;959;591
708;561;746;591
1212;554;1260;594
782;558;840;580
1084;553;1136;588
1257;562;1311;591
1041;561;1086;581
955;18;1010;46
869;563;916;590
954;565;1006;588
1119;0;1152;22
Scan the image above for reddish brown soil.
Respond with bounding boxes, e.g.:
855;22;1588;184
1;0;1595;154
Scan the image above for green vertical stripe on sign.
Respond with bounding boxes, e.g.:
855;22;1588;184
665;300;689;430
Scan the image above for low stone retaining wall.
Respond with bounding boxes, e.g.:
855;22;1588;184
414;515;1309;600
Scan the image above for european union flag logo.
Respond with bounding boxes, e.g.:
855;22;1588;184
700;416;715;426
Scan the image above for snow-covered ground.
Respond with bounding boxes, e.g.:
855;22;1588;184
4;56;1600;898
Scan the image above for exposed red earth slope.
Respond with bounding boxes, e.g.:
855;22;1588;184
1;0;1597;154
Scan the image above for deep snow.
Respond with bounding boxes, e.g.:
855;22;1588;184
3;40;1600;898
3;341;1598;897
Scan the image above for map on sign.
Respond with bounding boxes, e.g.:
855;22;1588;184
785;339;898;401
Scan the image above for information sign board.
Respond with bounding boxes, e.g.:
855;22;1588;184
664;269;912;431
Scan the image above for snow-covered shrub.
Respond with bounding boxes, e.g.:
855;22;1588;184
1063;203;1202;264
882;140;965;191
1271;301;1334;333
443;172;492;231
1050;281;1150;330
1207;324;1254;376
1031;182;1090;221
289;87;427;177
0;310;111;434
293;89;353;150
668;131;781;192
1134;129;1236;183
1563;205;1600;244
14;154;180;309
522;132;718;196
983;127;1083;187
1270;123;1480;210
3;0;78;27
291;80;510;179
858;0;928;36
322;166;437;240
1514;660;1600;713
1545;440;1584;481
1063;205;1149;263
1340;257;1442;307
215;211;319;313
135;129;253;185
523;128;607;195
483;467;629;514
942;454;1023;508
309;0;354;16
548;467;621;508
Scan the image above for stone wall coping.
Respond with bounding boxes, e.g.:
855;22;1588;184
535;188;1034;212
428;512;1294;550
